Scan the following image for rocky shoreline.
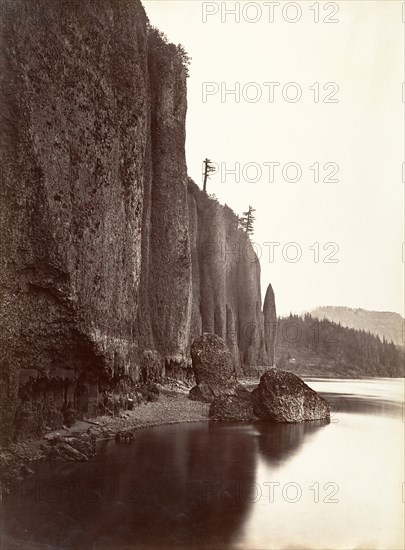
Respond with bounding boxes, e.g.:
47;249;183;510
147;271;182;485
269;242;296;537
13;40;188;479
0;382;212;499
0;366;331;499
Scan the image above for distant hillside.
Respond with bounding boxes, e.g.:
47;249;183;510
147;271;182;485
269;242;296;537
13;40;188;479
275;314;405;378
310;307;404;348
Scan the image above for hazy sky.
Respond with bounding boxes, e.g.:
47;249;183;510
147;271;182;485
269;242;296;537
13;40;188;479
144;0;404;317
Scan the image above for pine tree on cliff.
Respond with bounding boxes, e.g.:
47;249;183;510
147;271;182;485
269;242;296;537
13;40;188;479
239;206;256;236
202;158;216;193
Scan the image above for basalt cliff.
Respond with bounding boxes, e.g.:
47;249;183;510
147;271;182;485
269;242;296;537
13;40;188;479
0;0;277;445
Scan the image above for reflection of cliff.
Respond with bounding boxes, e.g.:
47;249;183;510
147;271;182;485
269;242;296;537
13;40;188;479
2;423;258;549
0;0;277;443
255;420;329;466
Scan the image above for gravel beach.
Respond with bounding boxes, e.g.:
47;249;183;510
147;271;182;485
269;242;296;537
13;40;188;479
0;380;261;497
0;387;211;497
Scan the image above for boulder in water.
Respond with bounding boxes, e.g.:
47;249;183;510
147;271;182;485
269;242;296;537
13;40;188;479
252;368;330;422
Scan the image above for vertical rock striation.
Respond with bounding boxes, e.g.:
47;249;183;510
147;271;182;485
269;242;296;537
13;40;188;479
136;28;192;381
1;0;150;444
187;182;274;375
263;284;277;366
0;0;277;444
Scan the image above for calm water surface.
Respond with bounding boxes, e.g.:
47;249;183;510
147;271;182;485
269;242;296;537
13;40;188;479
2;378;404;550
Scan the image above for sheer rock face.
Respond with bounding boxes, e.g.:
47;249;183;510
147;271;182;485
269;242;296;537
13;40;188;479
187;183;274;375
0;0;150;444
252;369;331;422
0;0;276;444
135;23;192;382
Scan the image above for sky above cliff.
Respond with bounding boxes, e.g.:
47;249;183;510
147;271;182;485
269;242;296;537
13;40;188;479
144;0;404;317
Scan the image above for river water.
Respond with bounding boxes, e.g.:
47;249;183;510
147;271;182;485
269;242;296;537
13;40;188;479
2;378;404;550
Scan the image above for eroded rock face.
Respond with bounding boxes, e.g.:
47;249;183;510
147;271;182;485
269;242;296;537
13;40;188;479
252;369;330;422
140;351;164;385
189;334;237;401
0;0;151;444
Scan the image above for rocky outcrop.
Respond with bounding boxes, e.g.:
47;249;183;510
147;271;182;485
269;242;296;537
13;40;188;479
209;387;256;421
189;334;239;402
252;369;330;422
0;0;277;445
263;284;277;366
209;368;330;422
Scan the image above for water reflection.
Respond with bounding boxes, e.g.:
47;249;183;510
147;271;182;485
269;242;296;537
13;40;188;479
1;419;331;550
321;392;402;417
2;379;404;550
305;377;404;419
254;419;329;467
3;422;258;549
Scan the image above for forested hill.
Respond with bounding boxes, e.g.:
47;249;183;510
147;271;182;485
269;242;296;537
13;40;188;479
310;306;404;348
275;314;405;378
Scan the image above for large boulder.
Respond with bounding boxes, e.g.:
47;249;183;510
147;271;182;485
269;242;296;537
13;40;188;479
188;384;216;403
188;333;237;402
252;369;330;422
209;386;256;421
